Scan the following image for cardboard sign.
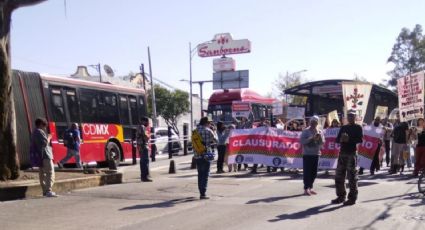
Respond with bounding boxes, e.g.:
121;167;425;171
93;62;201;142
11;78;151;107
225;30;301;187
374;106;388;119
397;71;425;122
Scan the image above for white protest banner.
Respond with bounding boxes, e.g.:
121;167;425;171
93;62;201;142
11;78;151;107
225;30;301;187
342;82;372;124
232;101;251;118
227;126;382;169
374;106;388;119
357;125;385;169
397;71;425;122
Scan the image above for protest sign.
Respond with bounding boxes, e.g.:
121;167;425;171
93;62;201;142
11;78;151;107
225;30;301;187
397;71;424;122
342;82;372;124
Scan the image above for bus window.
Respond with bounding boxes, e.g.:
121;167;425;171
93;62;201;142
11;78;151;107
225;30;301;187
129;96;138;124
65;89;80;123
119;95;130;125
50;88;66;122
79;89;98;123
99;92;119;124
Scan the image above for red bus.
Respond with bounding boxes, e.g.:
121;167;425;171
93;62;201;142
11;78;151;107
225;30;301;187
207;89;275;125
12;70;147;168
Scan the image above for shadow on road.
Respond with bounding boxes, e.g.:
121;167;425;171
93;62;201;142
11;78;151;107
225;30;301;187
324;181;378;188
246;194;304;204
119;197;197;211
268;204;343;222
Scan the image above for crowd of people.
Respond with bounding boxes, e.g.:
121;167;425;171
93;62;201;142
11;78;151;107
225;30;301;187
189;110;425;204
29;110;425;202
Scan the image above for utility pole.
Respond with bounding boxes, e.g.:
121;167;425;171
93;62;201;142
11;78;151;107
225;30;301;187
148;46;157;127
140;63;146;91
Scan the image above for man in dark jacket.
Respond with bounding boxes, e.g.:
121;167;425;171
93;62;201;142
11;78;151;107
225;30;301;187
331;110;363;206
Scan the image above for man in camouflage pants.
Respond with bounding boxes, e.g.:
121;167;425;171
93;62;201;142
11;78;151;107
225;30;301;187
332;110;363;206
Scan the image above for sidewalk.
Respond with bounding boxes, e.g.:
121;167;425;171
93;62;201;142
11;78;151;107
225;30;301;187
0;151;192;201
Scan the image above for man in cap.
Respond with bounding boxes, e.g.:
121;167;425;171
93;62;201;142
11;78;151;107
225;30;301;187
194;117;217;199
137;117;152;182
331;110;363;206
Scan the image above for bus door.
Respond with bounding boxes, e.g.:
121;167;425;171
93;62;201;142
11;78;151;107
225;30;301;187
49;86;80;161
119;95;135;157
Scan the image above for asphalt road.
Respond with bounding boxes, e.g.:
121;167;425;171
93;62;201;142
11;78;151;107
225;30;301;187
1;153;424;230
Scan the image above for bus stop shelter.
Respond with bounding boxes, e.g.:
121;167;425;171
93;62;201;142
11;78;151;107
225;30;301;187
284;79;398;124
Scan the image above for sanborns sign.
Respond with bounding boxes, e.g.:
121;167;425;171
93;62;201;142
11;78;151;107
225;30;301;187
198;33;251;58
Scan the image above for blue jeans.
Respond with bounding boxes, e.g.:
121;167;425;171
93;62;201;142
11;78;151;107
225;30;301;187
60;148;82;168
196;158;211;196
303;155;319;190
140;147;150;180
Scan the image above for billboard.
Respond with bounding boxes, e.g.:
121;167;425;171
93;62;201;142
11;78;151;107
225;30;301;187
213;70;249;90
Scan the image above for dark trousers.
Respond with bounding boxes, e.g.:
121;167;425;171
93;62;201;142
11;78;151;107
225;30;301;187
140;147;150;180
237;164;248;170
384;140;391;166
335;153;358;201
217;145;226;172
196;158;211;196
303;155;319;190
370;143;381;172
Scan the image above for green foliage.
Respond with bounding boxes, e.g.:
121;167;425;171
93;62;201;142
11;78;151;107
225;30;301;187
274;71;306;104
148;84;189;135
387;24;425;87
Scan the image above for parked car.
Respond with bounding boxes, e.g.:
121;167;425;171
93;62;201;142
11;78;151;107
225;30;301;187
154;127;182;154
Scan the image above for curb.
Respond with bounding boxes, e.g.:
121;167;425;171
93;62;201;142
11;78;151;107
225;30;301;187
0;172;122;201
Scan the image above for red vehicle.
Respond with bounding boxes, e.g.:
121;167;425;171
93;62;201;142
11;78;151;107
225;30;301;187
12;70;147;168
207;89;275;125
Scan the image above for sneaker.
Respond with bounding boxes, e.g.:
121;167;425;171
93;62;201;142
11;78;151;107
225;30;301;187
141;178;153;182
304;190;311;196
200;195;210;200
45;191;58;197
343;199;356;206
309;189;317;195
331;197;346;204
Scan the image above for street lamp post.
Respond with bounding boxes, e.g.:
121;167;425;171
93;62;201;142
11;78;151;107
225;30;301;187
189;42;194;131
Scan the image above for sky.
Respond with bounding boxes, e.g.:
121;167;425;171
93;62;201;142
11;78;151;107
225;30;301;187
10;0;425;99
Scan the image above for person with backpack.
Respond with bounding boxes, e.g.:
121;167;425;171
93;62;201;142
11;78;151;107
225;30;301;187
58;123;82;169
192;117;217;199
30;118;57;197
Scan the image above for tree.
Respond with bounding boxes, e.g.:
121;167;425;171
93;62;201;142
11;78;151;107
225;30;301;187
273;71;307;104
148;84;190;135
387;24;425;87
0;0;46;181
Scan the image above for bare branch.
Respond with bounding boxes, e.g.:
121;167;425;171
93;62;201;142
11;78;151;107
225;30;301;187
8;0;47;11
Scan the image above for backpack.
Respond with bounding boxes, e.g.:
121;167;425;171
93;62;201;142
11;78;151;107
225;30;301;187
191;129;206;155
63;130;76;148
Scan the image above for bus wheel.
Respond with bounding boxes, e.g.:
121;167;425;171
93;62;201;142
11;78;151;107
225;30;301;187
106;142;121;170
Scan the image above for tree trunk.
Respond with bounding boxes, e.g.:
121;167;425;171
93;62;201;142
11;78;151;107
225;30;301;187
0;0;46;180
0;2;19;180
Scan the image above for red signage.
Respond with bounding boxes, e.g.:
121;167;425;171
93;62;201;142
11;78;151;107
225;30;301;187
198;33;251;58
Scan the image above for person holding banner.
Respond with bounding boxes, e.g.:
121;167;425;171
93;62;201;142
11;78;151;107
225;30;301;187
300;116;325;195
359;117;384;175
332;110;363;206
216;122;228;174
